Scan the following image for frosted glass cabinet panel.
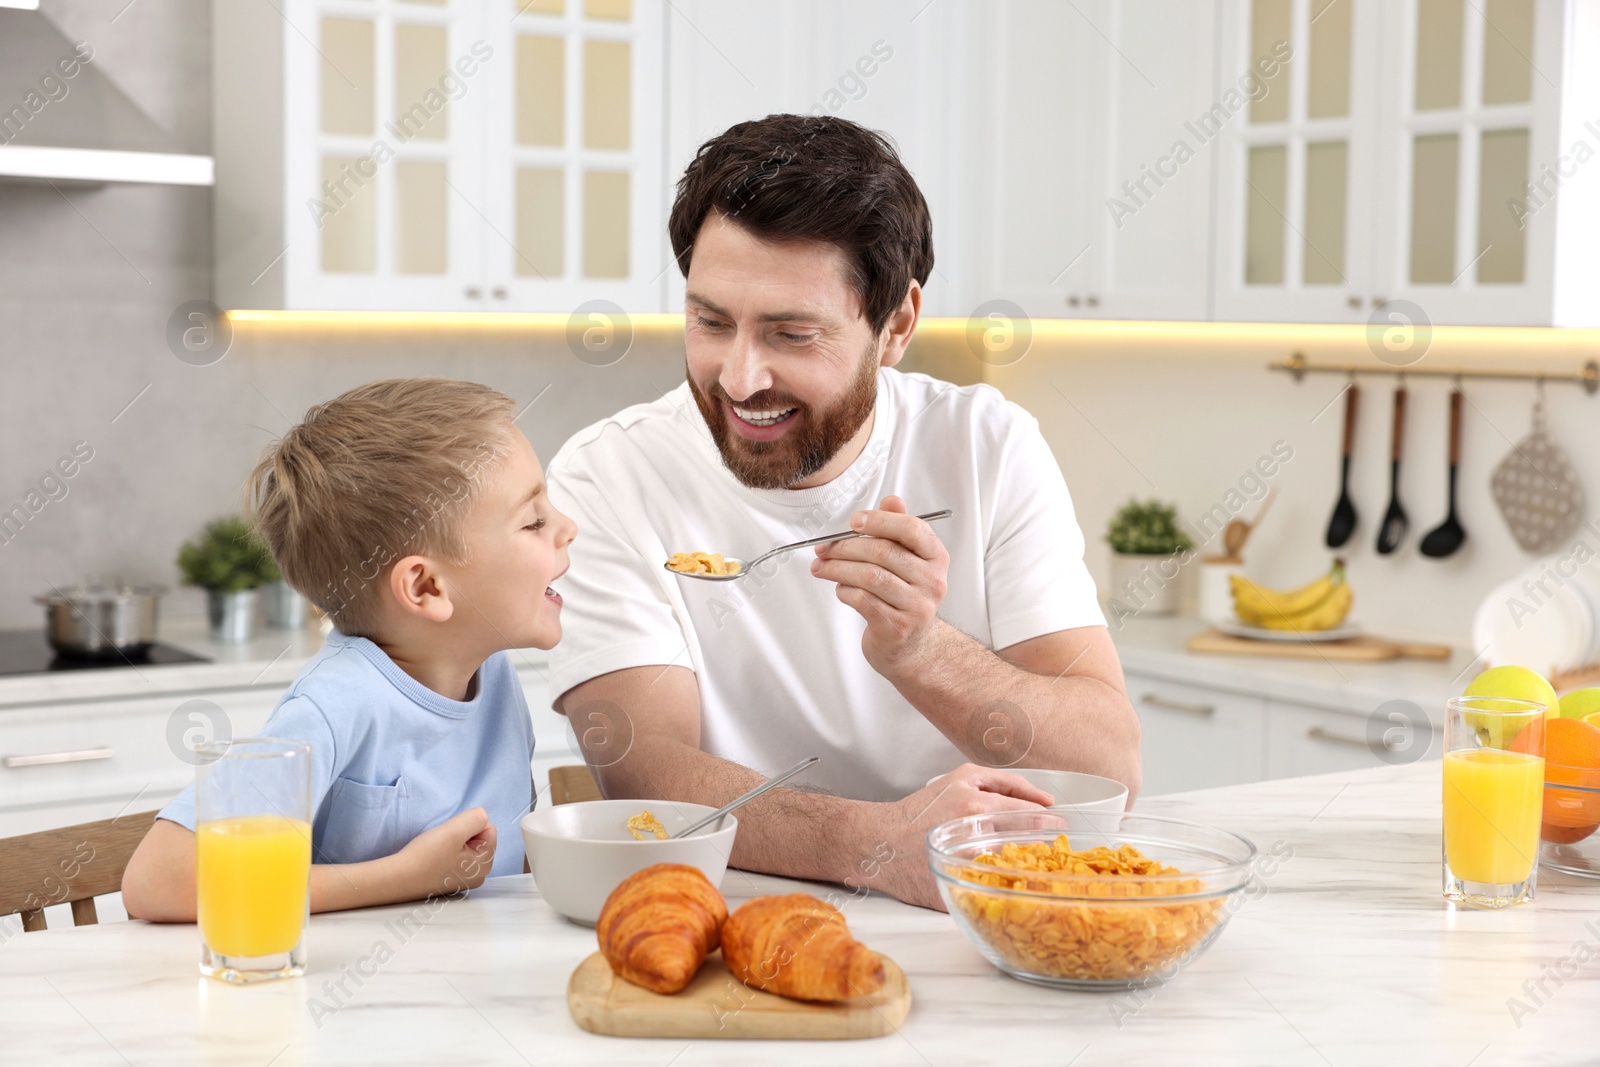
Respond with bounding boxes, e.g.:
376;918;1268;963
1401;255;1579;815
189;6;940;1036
1215;0;1374;321
214;0;664;312
487;0;664;311
1213;0;1568;325
1376;0;1559;323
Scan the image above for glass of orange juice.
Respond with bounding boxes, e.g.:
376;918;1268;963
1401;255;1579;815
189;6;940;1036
1443;696;1546;908
195;738;312;982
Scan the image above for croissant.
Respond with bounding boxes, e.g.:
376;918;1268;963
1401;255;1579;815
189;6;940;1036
720;894;885;1002
596;863;728;994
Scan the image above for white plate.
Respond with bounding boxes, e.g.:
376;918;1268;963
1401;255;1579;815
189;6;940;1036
1472;566;1595;676
1216;620;1363;642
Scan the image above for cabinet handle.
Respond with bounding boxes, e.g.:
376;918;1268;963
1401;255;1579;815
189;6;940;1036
3;746;114;769
1347;294;1362;309
492;286;508;300
1371;295;1388;307
1086;295;1099;308
465;286;482;299
1140;693;1215;717
1306;726;1373;750
1066;295;1081;307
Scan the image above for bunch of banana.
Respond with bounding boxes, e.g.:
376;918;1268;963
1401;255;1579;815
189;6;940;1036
1231;561;1353;632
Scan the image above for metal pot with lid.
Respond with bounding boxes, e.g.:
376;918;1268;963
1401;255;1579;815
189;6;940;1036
35;582;166;659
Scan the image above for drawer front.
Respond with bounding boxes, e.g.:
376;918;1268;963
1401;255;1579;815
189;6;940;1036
0;690;278;811
1126;672;1268;796
1265;700;1439;780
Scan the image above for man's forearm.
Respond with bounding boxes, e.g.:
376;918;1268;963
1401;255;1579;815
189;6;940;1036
879;622;1141;790
593;732;869;885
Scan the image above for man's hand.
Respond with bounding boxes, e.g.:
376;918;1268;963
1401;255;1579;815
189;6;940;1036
396;806;497;899
811;495;951;674
849;764;1053;911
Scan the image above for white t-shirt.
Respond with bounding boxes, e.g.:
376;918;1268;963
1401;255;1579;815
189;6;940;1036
546;367;1105;802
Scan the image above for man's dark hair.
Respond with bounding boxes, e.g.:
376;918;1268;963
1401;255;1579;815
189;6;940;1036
668;114;934;334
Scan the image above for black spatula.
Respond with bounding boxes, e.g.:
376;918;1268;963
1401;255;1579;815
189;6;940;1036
1375;384;1409;555
1325;384;1359;548
1420;389;1467;558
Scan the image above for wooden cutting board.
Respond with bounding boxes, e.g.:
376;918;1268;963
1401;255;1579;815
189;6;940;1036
567;951;911;1040
1187;628;1451;662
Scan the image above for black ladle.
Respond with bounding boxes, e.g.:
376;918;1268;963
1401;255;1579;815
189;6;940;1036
1420;388;1467;558
1325;383;1359;548
1375;384;1409;555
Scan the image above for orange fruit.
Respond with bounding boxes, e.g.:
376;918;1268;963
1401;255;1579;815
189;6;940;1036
1541;820;1597;845
1510;718;1600;840
1509;716;1600;764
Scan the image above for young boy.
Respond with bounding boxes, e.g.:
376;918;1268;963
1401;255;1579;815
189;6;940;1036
122;378;576;919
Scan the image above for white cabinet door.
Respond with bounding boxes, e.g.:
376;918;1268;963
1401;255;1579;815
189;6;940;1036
1126;672;1267;796
1264;697;1437;780
282;0;490;311
966;0;1101;322
486;0;667;314
1366;0;1565;326
1081;0;1218;322
0;687;279;836
1212;0;1380;323
663;1;971;317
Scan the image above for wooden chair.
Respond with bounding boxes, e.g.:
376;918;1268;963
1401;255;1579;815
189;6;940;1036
0;810;158;932
549;764;603;806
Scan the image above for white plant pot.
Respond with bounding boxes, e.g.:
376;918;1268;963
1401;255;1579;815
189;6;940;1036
1108;552;1182;617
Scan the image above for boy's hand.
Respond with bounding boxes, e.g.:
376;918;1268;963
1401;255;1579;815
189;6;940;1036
398;806;497;898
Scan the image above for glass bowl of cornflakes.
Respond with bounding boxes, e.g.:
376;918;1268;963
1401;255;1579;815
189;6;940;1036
927;810;1257;990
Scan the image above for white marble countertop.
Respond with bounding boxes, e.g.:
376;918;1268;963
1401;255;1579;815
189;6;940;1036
0;617;551;711
7;760;1600;1066
1111;613;1475;719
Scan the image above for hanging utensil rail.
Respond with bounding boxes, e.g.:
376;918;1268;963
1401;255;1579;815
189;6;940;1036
1269;351;1600;394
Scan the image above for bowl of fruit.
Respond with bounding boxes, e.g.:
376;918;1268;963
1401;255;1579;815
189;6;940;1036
1534;695;1600;878
1462;669;1600;878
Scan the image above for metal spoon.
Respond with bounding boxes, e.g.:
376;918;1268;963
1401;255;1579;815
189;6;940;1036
664;509;954;582
1375;383;1409;555
1325;384;1360;548
670;756;819;838
1420;388;1467;558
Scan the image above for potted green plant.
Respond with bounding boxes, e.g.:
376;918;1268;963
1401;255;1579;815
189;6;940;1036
177;517;280;643
1104;499;1194;617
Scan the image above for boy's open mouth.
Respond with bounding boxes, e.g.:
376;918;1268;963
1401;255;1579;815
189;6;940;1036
545;586;562;605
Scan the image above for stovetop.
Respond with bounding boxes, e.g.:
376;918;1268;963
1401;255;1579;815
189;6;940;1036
0;629;211;676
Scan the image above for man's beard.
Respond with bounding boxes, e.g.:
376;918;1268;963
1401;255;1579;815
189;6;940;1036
689;347;879;490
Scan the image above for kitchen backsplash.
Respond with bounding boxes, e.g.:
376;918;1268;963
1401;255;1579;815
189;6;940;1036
4;0;1595;649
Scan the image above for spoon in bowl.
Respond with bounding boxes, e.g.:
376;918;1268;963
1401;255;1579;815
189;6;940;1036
671;756;820;838
664;509;954;582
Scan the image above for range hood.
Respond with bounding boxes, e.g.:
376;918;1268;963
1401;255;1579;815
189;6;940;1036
0;4;212;186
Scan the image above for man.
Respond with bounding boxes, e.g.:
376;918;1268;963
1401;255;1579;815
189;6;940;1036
547;114;1139;910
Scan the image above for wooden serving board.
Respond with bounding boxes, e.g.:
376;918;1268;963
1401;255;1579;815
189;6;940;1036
1187;628;1452;662
567;951;911;1040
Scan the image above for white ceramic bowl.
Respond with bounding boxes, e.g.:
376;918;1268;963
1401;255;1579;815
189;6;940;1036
928;767;1129;820
520;799;738;926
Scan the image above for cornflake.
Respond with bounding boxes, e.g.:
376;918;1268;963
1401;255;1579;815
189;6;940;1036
949;834;1223;983
665;551;742;576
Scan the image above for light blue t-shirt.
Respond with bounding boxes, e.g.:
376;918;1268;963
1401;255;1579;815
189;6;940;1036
159;630;535;878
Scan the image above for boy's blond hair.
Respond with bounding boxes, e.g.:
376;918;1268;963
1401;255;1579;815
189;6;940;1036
246;378;516;636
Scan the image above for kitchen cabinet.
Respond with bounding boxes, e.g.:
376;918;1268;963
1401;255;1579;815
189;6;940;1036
1130;663;1442;795
1127;670;1268;795
0;686;277;838
971;0;1217;322
1211;0;1594;327
1264;696;1437;779
213;0;666;313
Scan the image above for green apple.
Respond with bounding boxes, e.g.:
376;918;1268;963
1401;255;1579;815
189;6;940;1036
1463;665;1559;718
1462;666;1559;749
1559;688;1600;721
